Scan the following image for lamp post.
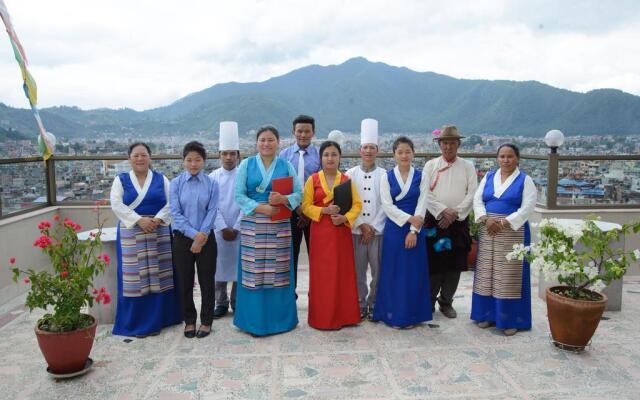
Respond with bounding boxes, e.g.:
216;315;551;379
545;130;564;209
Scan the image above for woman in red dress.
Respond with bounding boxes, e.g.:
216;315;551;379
301;140;363;329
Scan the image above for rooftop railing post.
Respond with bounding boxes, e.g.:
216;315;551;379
544;130;565;210
546;151;559;209
45;156;57;206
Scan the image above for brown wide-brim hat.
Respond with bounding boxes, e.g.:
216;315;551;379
434;125;465;141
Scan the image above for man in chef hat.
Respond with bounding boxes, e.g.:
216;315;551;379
209;121;241;319
345;118;387;321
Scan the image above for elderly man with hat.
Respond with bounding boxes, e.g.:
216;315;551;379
423;125;478;318
209;121;242;319
346;118;387;321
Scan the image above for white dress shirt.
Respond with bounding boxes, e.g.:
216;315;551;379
110;170;171;228
380;166;429;229
423;156;477;220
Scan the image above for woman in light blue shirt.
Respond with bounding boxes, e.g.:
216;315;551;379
170;141;219;339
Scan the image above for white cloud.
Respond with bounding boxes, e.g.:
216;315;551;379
1;0;639;110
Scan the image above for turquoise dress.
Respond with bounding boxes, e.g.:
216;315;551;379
233;155;302;336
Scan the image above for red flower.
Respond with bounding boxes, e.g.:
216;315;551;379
53;214;60;221
100;287;106;294
33;235;53;249
64;220;82;232
102;293;112;305
9;257;16;265
23;277;30;284
92;288;98;295
37;220;51;230
60;271;69;279
101;254;111;266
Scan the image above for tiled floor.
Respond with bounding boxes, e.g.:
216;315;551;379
1;267;640;400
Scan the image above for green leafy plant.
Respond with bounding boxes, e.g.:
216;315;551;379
507;216;640;301
10;203;111;332
468;210;481;239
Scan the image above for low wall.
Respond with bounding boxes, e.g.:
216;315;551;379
0;206;117;306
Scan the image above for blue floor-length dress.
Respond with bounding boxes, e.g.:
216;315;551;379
112;171;183;336
373;169;432;327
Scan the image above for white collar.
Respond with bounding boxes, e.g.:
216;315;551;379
492;167;521;198
393;166;414;201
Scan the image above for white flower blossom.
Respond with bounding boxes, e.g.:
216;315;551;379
589;280;606;293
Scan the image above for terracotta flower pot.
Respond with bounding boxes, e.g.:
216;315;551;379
34;314;97;374
546;286;607;349
467;239;478;270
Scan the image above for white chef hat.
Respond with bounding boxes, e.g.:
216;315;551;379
219;121;239;151
360;118;378;145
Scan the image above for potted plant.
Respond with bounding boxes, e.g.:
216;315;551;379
467;211;480;270
507;217;640;350
10;207;111;375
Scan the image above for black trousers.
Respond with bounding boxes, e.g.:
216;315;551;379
431;270;462;307
172;231;217;326
290;212;310;289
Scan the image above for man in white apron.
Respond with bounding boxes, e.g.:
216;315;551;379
346;118;387;321
210;121;242;318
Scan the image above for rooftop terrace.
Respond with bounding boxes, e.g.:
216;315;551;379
1;151;640;399
1;263;640;399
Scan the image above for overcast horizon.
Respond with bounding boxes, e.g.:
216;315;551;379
1;0;640;111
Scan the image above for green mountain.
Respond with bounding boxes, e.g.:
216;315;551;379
1;57;640;139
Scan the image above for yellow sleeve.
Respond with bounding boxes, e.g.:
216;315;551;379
344;180;363;227
301;176;322;222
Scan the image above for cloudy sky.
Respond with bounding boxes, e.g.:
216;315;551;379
1;0;639;111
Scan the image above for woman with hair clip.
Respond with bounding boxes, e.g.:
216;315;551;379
170;141;219;339
302;140;362;330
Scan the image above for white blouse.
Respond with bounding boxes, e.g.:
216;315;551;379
110;170;171;228
473;167;537;230
380;166;429;229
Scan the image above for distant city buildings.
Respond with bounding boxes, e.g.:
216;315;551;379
1;133;640;215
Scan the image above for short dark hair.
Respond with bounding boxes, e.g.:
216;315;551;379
497;143;520;158
219;150;241;157
392;136;415;153
319;140;342;156
182;141;206;160
256;126;279;141
128;142;151;157
292;115;315;132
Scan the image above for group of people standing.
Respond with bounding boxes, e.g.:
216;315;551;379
109;114;536;339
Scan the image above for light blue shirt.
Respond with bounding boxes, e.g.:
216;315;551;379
170;170;219;239
279;143;321;184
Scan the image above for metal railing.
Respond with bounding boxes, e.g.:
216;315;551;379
2;152;640;219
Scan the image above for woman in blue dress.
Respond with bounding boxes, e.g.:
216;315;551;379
110;142;182;337
234;126;302;336
471;143;537;336
373;136;432;328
